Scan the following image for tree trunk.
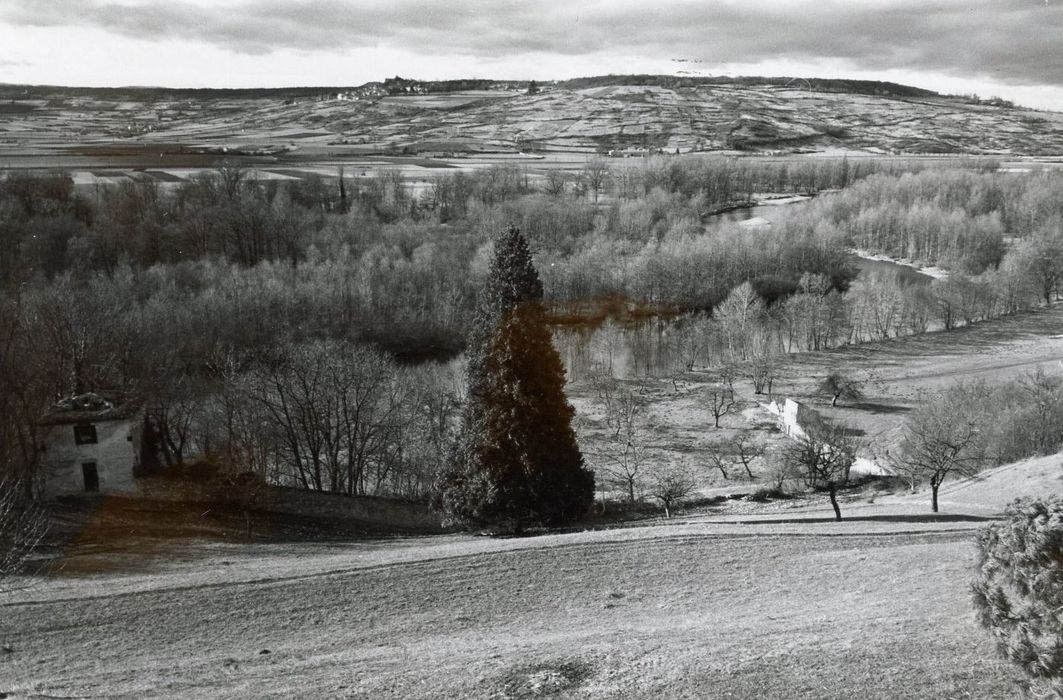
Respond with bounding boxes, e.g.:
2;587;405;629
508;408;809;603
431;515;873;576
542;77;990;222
931;483;939;513
831;393;839;407
828;482;841;521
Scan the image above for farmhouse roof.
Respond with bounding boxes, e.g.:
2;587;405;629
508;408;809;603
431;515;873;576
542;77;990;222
40;392;142;426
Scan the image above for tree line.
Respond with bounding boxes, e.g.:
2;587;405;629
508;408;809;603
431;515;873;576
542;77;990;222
1;156;1057;506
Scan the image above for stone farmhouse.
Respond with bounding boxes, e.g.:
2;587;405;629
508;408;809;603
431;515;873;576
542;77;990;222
38;393;146;497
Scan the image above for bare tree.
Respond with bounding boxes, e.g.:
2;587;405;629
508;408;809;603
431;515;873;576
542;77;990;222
783;418;857;520
731;431;765;479
705;440;735;479
747;344;784;398
581;157;610;203
704;366;740;428
817;371;864;407
588;378;648;503
894;394;985;512
649;467;697;518
0;294;49;500
245;342;406;496
715;282;765;362
0;477;47;585
542;169;568;197
1018;367;1063;456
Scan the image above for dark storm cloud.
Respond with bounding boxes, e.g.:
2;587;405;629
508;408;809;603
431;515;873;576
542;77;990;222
4;0;1063;85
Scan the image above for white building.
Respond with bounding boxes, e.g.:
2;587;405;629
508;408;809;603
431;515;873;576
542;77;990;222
39;393;145;497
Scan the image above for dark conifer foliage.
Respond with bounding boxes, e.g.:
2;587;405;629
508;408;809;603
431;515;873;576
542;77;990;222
464;225;544;403
974;498;1063;697
436;227;592;531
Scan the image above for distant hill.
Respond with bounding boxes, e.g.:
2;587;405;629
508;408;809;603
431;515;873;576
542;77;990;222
1;74;1061;157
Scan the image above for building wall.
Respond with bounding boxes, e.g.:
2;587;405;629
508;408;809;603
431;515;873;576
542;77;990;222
41;418;141;497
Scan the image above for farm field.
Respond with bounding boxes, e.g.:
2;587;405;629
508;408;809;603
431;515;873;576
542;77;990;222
5;79;1063;183
4;456;1056;699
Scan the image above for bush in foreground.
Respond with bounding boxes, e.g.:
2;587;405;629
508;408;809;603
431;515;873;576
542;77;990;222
973;497;1063;697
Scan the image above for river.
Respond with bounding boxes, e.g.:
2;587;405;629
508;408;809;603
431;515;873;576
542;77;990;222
554;194;936;380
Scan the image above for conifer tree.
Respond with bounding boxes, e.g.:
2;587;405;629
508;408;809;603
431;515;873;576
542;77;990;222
464;226;543;403
436;227;593;531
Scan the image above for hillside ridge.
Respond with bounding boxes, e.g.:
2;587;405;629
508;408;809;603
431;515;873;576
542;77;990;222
2;74;1062;158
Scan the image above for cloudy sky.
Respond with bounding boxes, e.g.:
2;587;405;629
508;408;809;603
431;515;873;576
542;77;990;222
2;0;1063;109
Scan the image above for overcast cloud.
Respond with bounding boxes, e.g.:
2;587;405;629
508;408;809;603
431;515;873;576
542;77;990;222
2;0;1062;109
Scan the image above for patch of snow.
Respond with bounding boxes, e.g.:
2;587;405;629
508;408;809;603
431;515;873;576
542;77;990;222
849;248;949;281
850;457;894;476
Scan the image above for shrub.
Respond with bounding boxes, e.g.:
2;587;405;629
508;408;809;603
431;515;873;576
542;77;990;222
0;478;47;585
973;497;1063;697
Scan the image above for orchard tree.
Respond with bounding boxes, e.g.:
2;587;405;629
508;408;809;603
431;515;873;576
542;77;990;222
817;371;864;407
436;227;593;531
704;365;740;428
974;498;1063;698
895;394;985;512
731;431;765;479
783;417;856;520
649;467;697;518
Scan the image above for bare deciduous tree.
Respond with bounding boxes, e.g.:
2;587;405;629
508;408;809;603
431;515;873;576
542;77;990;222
731;431;765;479
581;157;610;203
894;391;986;512
649;467;697;518
542;169;568;197
705;440;735;479
783;418;857;520
587;377;648;503
0;477;47;585
704;366;740;428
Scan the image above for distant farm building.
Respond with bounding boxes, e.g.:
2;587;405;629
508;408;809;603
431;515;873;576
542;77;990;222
762;397;891;476
39;393;146;497
764;398;821;440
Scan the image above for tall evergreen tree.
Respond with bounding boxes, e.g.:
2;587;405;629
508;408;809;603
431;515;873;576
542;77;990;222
436;227;593;531
464;226;543;403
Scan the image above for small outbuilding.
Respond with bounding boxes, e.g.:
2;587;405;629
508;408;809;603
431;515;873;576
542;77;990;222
39;393;145;497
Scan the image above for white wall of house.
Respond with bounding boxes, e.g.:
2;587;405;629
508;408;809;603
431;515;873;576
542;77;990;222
763;398;813;440
41;418;142;497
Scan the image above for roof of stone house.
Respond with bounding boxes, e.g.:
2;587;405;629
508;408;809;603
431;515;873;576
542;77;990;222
39;392;142;426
